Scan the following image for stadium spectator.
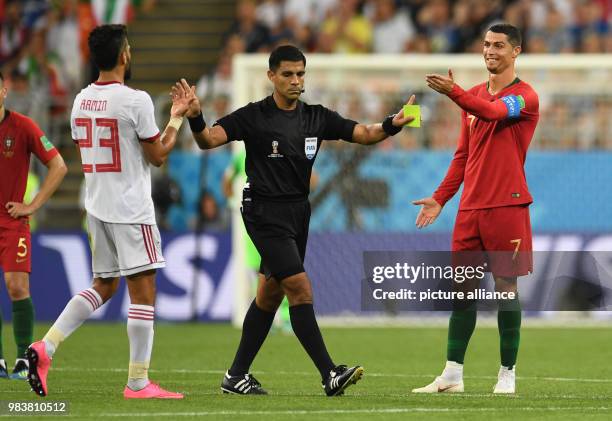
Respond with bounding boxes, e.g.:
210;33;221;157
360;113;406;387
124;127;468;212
448;0;477;53
570;0;609;52
368;0;415;54
527;5;573;53
256;0;297;46
283;0;337;30
22;0;50;33
46;0;82;95
191;190;230;231
0;0;30;75
256;0;283;31
196;53;233;101
226;0;271;53
152;171;182;230
414;0;457;53
318;0;372;53
283;0;337;50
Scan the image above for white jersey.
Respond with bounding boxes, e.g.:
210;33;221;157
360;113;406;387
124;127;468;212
71;82;160;224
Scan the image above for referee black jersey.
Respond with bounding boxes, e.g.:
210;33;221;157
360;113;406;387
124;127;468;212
215;95;357;201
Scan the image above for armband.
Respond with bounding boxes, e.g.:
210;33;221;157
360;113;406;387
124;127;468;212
382;114;401;136
188;112;207;132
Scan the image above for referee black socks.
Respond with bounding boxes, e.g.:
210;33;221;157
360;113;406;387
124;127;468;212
228;300;275;376
289;303;335;380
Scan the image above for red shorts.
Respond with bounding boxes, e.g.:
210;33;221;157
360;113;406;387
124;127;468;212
452;205;532;277
0;225;32;273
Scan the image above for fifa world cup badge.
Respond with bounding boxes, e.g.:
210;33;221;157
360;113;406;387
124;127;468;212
2;137;14;158
268;140;284;158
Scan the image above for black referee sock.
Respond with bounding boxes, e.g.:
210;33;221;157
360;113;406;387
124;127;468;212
228;300;275;376
289;303;335;380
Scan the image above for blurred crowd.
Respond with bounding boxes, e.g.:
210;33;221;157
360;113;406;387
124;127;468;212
0;0;608;152
0;0;605;228
198;0;611;99
193;0;611;152
220;0;610;57
0;0;154;138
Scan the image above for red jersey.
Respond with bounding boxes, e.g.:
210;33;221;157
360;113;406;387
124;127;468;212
0;110;58;229
433;79;539;210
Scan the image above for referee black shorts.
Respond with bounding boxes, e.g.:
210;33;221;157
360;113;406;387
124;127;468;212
241;195;310;282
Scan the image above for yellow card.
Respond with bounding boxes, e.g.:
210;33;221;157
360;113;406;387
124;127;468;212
403;105;421;128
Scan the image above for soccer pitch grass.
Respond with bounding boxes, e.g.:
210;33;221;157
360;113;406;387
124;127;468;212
1;323;611;420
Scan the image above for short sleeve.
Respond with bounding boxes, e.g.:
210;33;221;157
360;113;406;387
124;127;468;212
134;91;160;143
214;104;255;142
70;101;79;141
321;107;357;142
26;118;58;164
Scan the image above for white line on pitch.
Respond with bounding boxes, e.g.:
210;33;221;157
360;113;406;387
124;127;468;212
96;407;612;417
50;367;612;383
0;407;610;419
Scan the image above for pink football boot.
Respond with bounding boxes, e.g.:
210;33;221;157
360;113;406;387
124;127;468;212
26;341;51;397
123;381;184;399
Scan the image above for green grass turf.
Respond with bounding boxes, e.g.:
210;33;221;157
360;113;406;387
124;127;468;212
0;323;611;420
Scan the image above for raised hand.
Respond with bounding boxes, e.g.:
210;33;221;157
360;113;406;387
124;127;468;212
425;69;455;95
180;78;201;118
412;197;442;229
170;79;191;118
391;94;416;127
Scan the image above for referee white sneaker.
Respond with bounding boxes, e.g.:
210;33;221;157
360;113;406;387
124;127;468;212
412;361;464;393
493;366;516;394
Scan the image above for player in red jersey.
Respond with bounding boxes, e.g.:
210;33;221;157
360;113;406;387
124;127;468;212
412;23;539;394
0;71;67;380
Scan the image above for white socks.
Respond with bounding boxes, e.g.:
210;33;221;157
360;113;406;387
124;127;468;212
43;288;103;358
441;361;464;382
127;304;155;391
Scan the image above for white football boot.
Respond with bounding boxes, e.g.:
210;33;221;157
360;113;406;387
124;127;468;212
493;366;516;394
412;361;464;393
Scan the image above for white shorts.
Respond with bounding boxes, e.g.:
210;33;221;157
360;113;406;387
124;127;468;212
87;214;165;278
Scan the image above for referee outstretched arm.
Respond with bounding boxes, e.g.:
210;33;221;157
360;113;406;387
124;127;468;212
173;79;416;148
350;95;416;144
175;45;416;397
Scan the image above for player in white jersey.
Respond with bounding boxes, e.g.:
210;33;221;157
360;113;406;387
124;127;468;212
26;24;189;399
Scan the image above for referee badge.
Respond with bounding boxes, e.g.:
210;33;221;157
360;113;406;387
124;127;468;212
305;137;317;160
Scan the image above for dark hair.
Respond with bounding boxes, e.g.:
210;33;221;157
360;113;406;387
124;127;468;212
268;45;306;71
88;24;128;71
488;23;522;47
0;71;4;82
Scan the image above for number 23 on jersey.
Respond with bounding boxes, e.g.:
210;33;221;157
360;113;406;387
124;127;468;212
74;117;121;173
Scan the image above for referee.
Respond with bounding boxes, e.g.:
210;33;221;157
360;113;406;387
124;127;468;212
176;45;416;396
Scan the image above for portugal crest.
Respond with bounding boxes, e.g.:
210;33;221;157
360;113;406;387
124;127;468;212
305;137;317;160
2;137;14;158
